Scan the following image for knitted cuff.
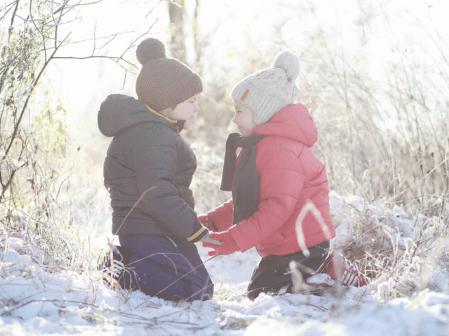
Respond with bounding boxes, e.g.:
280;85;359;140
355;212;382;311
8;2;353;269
198;215;219;232
187;221;208;243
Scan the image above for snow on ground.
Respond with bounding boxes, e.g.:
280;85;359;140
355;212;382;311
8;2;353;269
1;193;449;335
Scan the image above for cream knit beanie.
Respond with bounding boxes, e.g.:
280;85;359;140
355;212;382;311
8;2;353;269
231;51;300;125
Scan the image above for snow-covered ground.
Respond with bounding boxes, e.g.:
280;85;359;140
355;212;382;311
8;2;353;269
1;193;449;335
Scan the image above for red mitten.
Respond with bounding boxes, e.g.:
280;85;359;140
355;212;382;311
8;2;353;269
202;231;239;256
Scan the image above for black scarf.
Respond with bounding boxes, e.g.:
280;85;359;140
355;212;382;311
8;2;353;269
221;133;267;224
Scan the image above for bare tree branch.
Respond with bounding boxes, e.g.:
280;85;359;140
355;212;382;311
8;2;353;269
0;1;18;22
51;17;159;75
74;0;104;7
98;32;118;50
53;55;137;70
144;0;164;19
119;18;159;60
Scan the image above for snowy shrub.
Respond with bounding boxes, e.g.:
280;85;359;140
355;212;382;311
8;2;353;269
329;192;449;300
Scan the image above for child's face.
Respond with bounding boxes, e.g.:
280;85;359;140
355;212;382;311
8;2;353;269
232;99;256;137
166;94;199;130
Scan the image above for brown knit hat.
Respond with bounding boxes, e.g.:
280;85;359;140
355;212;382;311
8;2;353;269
135;38;203;112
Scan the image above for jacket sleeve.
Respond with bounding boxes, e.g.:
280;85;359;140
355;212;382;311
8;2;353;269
228;146;305;252
130;128;207;242
200;199;233;232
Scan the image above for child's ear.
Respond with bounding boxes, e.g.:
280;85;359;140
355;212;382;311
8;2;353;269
160;106;174;116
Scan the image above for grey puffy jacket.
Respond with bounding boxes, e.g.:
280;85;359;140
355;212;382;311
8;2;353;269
98;94;206;241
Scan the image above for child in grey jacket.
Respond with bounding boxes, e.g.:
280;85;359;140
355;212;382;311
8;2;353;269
98;38;217;301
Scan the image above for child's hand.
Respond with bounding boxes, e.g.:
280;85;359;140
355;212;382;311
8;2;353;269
198;215;217;232
198;232;223;245
202;231;239;256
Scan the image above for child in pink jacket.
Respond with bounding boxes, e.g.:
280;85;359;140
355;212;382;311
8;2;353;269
199;51;369;300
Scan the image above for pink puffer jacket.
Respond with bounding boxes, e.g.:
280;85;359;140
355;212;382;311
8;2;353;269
203;103;336;257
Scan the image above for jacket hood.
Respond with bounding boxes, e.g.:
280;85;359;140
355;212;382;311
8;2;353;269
98;94;177;137
252;103;317;147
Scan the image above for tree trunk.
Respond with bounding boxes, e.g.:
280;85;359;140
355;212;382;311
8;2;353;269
193;0;201;73
168;0;186;63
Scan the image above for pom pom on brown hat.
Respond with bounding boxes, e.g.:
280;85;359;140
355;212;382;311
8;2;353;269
136;38;166;63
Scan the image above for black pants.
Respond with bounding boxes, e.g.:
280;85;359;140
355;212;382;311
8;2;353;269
247;241;330;300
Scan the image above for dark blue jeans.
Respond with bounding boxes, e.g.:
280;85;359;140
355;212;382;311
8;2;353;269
119;235;213;301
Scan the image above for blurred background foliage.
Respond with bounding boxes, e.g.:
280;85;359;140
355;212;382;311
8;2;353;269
0;0;448;272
